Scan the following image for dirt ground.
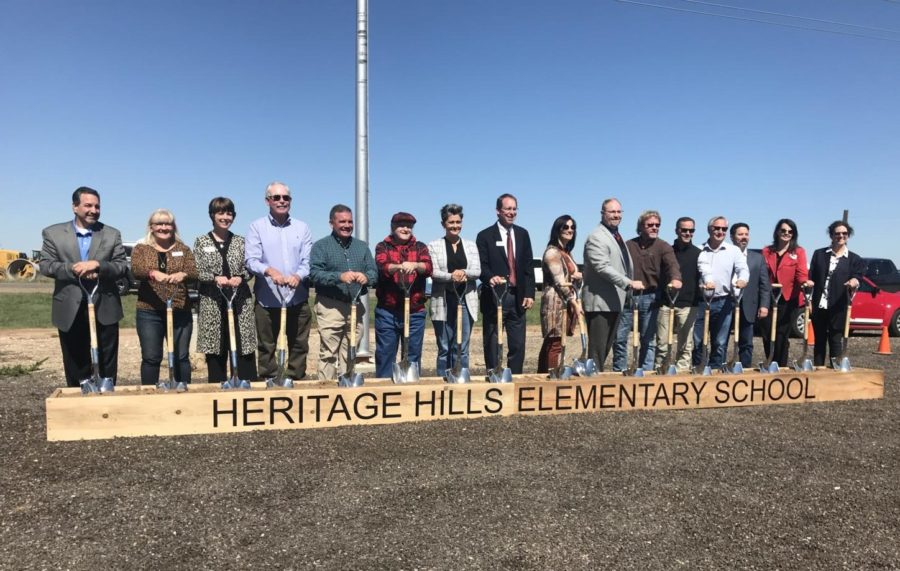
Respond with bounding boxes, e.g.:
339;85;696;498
0;322;898;569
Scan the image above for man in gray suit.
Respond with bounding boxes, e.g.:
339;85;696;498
730;223;771;368
582;198;643;371
39;187;128;387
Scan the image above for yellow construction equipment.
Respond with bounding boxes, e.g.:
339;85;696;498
0;249;37;281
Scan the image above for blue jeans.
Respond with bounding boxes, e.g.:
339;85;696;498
432;300;473;378
613;293;658;371
136;308;193;385
737;311;756;368
692;296;734;370
375;306;425;378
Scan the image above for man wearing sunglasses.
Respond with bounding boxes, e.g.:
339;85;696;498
245;181;314;381
693;216;749;370
612;210;682;372
654;217;702;373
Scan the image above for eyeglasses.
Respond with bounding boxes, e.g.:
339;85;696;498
267;194;292;202
832;231;848;237
678;228;695;234
562;223;576;230
645;223;660;228
151;222;173;227
779;228;793;235
712;226;728;232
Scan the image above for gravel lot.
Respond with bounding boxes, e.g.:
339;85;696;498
0;323;897;569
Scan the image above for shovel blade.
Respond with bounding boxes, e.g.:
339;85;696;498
392;361;419;384
727;362;744;375
99;378;115;393
666;364;678;376
175;381;188;393
80;379;99;395
338;372;364;388
489;367;513;383
832;356;851;372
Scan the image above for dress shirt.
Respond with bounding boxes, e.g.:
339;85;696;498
496;222;516;260
698;241;749;298
245;213;313;308
73;219;93;262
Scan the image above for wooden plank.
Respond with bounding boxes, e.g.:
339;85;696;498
46;368;884;441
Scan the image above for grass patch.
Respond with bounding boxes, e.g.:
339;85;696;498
0;293;136;329
0;358;47;377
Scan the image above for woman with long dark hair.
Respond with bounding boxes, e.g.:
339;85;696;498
537;215;582;373
761;218;810;366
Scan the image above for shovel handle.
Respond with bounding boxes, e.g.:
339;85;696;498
770;305;778;342
227;307;237;352
577;312;588;336
166;306;174;354
666;306;675;346
803;304;811;342
404;297;410;338
349;303;358;346
277;306;288;352
733;302;740;340
843;304;852;338
632;308;640;348
703;307;711;346
87;302;98;350
455;304;463;345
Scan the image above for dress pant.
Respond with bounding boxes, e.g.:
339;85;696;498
375;306;425;378
58;302;119;387
735;312;756;368
811;307;846;367
692;296;734;370
255;302;311;380
537;337;563;373
205;305;257;382
482;290;526;374
314;295;365;381
136;308;193;385
761;298;798;367
654;306;697;373
432;298;473;378
585;311;620;372
613;292;658;372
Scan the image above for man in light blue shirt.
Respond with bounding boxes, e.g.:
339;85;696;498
692;215;749;370
245;181;314;380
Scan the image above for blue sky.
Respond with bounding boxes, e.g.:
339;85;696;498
1;0;898;263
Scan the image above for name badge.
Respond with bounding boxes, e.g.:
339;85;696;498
496;240;505;247
172;251;184;257
203;246;216;253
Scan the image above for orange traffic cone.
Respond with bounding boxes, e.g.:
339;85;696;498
874;325;892;355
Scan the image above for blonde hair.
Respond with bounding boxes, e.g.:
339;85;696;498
144;208;183;246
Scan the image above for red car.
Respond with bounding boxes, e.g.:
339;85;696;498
792;275;900;337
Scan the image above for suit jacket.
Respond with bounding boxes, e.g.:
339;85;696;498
39;221;128;331
739;249;771;323
476;223;535;311
427;237;480;322
809;247;865;311
582;223;633;312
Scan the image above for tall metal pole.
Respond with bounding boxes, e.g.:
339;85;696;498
355;0;372;357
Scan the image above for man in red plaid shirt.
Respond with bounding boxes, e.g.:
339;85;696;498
374;212;433;378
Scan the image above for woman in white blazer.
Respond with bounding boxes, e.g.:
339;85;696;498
427;204;481;377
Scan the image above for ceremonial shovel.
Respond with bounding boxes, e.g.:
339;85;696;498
548;282;574;380
759;284;783;373
571;284;598;377
267;285;294;388
624;288;644;377
158;284;187;392
219;285;251;390
661;284;680;376
78;276;115;394
392;275;420;384
831;284;857;372
444;283;472;384
695;287;715;376
725;287;745;374
792;283;815;372
338;286;365;388
487;279;513;383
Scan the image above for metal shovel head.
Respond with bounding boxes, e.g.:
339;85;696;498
549;365;575;380
625;367;644;378
266;377;292;389
766;361;780;373
338;372;365;388
444;367;471;384
99;377;115;393
728;362;744;375
665;364;678;376
832;356;851;372
175;381;188;392
80;379;99;395
392;360;420;384
694;365;711;376
488;367;513;383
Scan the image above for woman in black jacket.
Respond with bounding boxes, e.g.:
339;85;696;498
808;221;865;367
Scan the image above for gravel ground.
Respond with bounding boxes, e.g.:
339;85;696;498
0;330;897;570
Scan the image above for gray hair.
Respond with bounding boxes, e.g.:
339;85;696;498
264;181;290;198
440;203;464;223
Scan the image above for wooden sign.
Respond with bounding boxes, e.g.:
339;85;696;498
46;368;885;441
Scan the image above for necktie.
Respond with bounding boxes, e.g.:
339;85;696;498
507;228;517;287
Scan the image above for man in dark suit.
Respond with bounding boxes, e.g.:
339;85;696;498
39;187;128;387
476;193;535;374
730;223;771;367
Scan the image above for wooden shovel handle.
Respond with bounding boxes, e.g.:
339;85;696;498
404;297;410;338
349;303;358;346
703;307;711;346
166;306;174;354
227;307;237;352
277;306;287;352
87;303;99;350
455;304;463;345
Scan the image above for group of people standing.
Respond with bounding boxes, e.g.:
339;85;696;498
40;185;864;390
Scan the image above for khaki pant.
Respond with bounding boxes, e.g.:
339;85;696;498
654;306;698;373
314;296;365;381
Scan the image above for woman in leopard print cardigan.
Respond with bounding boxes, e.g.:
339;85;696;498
193;198;258;383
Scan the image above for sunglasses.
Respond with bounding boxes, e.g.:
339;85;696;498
832;231;848;237
267;194;292;202
712;226;728;232
678;228;695;234
779;228;793;235
562;223;576;230
645;223;660;228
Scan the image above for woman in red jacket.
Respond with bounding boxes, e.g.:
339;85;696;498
761;218;811;366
